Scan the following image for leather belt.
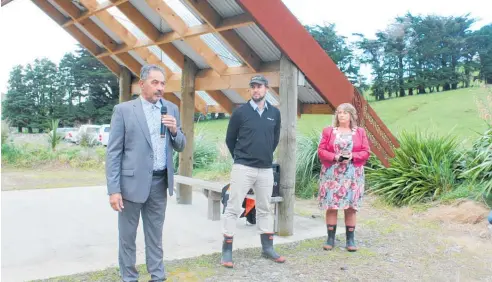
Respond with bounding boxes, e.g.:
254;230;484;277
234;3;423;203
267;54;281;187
152;169;167;176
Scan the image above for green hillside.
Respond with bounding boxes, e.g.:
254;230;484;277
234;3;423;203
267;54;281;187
196;87;490;147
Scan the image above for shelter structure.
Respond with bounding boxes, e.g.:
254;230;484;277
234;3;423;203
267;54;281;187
5;0;399;235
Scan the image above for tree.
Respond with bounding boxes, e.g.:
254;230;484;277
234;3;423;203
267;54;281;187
354;34;387;100
2;65;32;132
305;23;362;85
473;24;492;84
74;47;118;124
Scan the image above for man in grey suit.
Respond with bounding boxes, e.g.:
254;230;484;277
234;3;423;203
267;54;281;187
106;64;186;282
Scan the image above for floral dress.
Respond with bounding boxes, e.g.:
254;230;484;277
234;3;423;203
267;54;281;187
318;128;365;210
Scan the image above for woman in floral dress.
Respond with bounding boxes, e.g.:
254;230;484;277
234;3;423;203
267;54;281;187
317;103;370;252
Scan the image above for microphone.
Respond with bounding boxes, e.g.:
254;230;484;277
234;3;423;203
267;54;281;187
160;100;167;138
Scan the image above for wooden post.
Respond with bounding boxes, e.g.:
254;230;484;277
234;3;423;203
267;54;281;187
277;55;298;236
178;56;197;204
119;66;132;103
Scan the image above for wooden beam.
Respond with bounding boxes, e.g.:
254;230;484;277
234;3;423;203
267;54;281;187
183;0;262;72
119;66;132;103
277;55;298;236
95;13;254;60
193;95;224;114
145;0;228;75
217;13;255;31
301;104;334;114
221;61;280;76
109;0;185;70
195;95;207;115
115;53;142;76
131;70;281;93
205;90;234;114
297;100;302;118
232;88;250;103
78;18;120;52
134;89;213;114
178;56;198;204
31;0;121;75
163;93;180;110
61;0;130;27
193;70;280;91
78;0;173;77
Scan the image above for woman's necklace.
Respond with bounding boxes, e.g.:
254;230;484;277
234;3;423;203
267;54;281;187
334;126;357;137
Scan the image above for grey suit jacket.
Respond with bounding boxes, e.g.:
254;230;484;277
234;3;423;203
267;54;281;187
105;97;186;203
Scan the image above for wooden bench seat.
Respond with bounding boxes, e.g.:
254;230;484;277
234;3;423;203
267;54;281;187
174;175;283;232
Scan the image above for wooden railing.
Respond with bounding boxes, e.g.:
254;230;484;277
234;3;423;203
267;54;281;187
352;88;400;167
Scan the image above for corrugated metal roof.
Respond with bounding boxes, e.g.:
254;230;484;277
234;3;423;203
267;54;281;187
235;25;281;62
128;50;148;66
148;46;182;73
173;92;217;107
298;81;326;103
197;91;217;105
47;0;70;17
208;0;244;18
107;7;150;42
172;40;210;69
266;91;279;105
200;34;243;67
130;0;173;33
72;0;87;12
165;0;202;27
75;22;104;48
90;16;123;44
221;89;246;104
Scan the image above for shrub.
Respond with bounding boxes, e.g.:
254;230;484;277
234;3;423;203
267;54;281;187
79;131;98;147
460;127;492;198
1;120;10;144
295;130;322;198
47;119;62;151
366;130;463;206
173;132;218;170
1;143;105;169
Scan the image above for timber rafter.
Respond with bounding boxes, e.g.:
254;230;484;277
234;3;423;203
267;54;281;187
27;0;399;167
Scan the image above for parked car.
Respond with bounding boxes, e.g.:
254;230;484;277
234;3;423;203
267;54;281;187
64;128;79;142
98;124;111;146
74;124;101;145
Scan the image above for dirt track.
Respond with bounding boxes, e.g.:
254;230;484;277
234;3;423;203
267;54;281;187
34;195;492;282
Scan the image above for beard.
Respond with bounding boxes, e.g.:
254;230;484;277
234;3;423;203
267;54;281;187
252;95;265;102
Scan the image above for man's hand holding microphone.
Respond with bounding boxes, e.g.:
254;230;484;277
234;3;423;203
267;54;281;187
160;101;177;137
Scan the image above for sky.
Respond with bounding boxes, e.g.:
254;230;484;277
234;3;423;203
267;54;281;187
0;0;491;95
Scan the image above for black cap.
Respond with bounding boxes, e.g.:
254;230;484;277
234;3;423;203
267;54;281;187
249;74;269;87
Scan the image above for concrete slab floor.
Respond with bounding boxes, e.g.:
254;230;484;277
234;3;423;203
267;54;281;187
1;186;328;282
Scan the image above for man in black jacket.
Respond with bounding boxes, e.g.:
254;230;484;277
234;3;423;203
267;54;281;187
220;74;285;268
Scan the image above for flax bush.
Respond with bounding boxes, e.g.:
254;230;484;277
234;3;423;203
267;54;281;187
366;130;463;206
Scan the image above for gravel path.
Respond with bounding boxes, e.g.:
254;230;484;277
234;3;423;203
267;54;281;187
35;196;492;282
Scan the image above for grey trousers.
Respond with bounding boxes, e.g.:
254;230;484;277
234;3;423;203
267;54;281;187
118;175;168;282
223;164;274;236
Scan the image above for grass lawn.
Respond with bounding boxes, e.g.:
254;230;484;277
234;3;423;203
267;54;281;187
195;87;490;147
371;87;490;146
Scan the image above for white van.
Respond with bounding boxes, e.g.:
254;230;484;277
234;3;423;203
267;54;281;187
98;124;111;146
